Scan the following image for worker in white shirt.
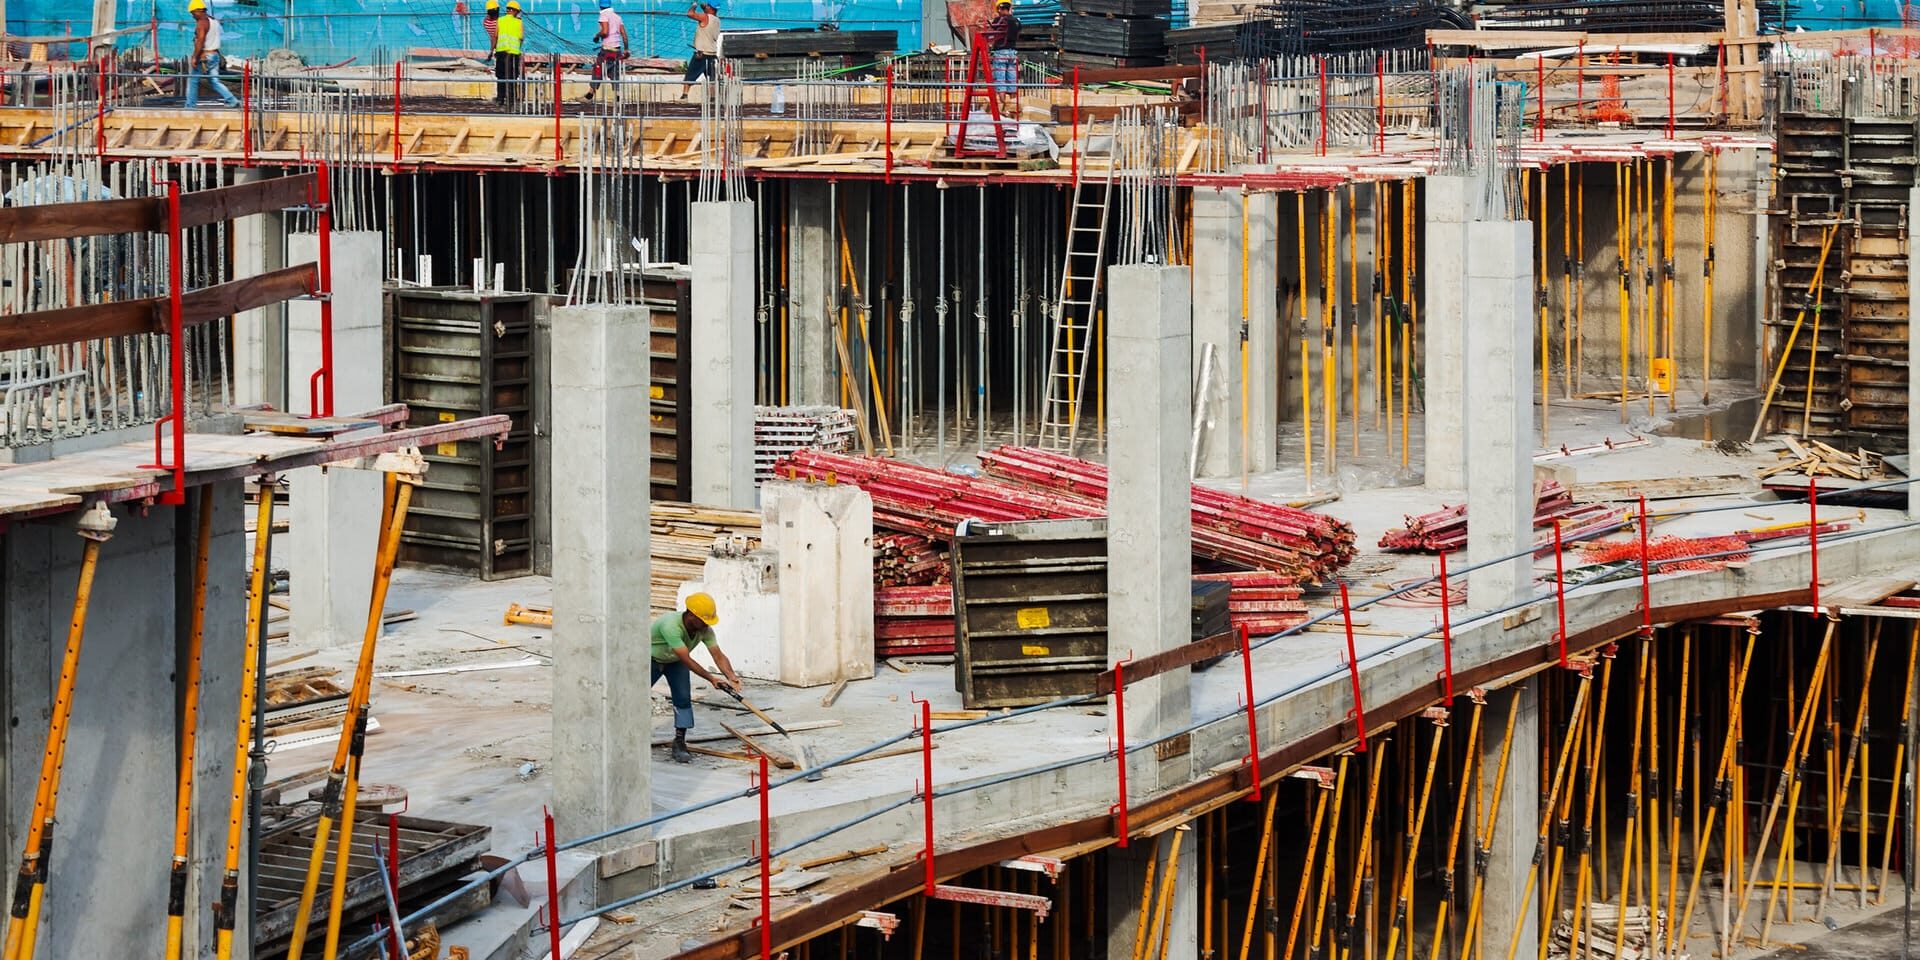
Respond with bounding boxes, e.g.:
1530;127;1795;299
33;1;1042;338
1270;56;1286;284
186;0;240;108
679;1;720;100
584;0;626;102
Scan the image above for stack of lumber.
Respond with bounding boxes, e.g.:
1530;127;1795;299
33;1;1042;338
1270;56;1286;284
1546;904;1672;960
1759;436;1885;481
263;667;349;741
874;532;951;586
754;406;858;484
1377;481;1622;554
1194;571;1308;634
1058;0;1171;66
724;29;896;79
651;502;762;612
875;586;956;657
977;446;1357;583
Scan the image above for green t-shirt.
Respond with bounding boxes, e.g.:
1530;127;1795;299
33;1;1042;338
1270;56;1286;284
650;610;716;664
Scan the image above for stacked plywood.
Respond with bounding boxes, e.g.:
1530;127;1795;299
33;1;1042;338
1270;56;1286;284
651;502;762;612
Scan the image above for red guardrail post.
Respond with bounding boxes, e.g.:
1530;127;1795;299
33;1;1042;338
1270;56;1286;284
1535;55;1545;142
1665;54;1675;139
1437;549;1454;701
145;178;186;504
241;61;252;166
1809;476;1821;615
757;754;773;960
1638;494;1653;636
1110;659;1130;847
1340;582;1367;751
1553;518;1568;666
308;160;335;418
392;60;403;168
1238;624;1261;801
1715;41;1726;118
884;64;894;184
914;695;934;894
553;54;564;164
95;55;106;158
1070;66;1081;183
1375;54;1385;154
1576;40;1585;116
387;811;404;958
543;807;562;960
1316;56;1328;156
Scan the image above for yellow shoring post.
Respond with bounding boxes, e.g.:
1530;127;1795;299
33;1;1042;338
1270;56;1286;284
1299;191;1314;492
911;897;926;960
1562;164;1574;401
1538;658;1609;960
1733;618;1837;947
1151;827;1188;960
1575;164;1586;397
1498;674;1593;960
2;504;114;960
1456;690;1524;960
1644;639;1663;939
837;207;896;456
1400;179;1414;469
1203;814;1214;960
1538;167;1551;444
1702;149;1718;403
1608;636;1656;960
1129;835;1159;960
1283;766;1339;960
1306;756;1353;960
1663;628;1694;954
1424;697;1486;960
1375;180;1389;434
1615;162;1630;422
1662;156;1676;412
1383;712;1452;960
1877;623;1919;904
214;483;277;960
1801;268;1825;440
1751;223;1840;443
1763;624;1839;946
164;488;216;960
1337;747;1390;960
1566;650;1621;960
1241;192;1253;492
1322;191;1337;468
1642;157;1656;417
1347;185;1360;456
1815;619;1883;920
1236;790;1283;960
288;473;413;960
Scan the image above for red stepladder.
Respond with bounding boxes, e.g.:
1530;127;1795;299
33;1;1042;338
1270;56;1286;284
951;31;1008;159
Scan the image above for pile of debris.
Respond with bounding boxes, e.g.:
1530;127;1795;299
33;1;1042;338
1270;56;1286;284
754;406;858;484
874;532;950;587
1759;437;1886;481
1377;480;1621;554
874;586;956;658
1546;904;1674;960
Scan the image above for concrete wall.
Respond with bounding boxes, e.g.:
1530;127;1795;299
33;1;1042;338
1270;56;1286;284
1;485;245;960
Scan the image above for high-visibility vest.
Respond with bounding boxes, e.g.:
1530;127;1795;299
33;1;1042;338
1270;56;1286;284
495;14;523;54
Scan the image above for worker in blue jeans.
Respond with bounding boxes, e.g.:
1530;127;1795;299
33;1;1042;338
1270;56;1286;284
185;0;240;108
649;592;743;763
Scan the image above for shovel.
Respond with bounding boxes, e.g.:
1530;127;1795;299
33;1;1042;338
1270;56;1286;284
723;685;822;781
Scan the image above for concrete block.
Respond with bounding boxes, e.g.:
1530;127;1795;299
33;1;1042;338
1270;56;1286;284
682;551;781;682
761;481;875;687
690;200;757;508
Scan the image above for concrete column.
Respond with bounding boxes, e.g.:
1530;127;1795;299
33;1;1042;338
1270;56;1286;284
786;181;837;406
1105;826;1199;960
183;483;248;958
1423;177;1471;489
231;169;286;409
690;200;758;508
1908;185;1918;521
1353;186;1378;418
1479;679;1541;960
1465;220;1536;611
1106;264;1193;776
550;305;655;847
287;231;383;647
761;480;875;686
1191;188;1278;477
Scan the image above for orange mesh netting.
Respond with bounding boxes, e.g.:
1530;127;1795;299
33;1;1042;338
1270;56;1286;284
1583;535;1751;572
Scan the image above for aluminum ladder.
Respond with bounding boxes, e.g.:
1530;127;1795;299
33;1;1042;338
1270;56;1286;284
1037;121;1114;454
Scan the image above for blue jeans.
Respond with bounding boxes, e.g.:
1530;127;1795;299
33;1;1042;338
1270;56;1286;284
651;658;695;731
185;54;238;108
992;50;1017;94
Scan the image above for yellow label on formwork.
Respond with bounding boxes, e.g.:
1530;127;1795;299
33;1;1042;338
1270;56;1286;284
650;385;666;400
436;411;459;457
1015;607;1051;630
1021;644;1051;657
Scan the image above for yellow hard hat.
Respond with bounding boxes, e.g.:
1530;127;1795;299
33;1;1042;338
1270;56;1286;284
188;0;206;11
686;592;720;626
505;0;520;9
485;0;499;8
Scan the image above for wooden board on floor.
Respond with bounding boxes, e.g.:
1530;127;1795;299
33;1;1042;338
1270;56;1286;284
1818;577;1916;609
1570;474;1758;502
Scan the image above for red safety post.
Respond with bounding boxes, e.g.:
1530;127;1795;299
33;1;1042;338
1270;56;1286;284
1237;623;1262;801
553;54;564;163
1109;658;1130;847
1638;494;1653;635
1437;549;1454;701
241;61;252;166
543;807;563;960
387;811;404;958
884;64;894;184
142;179;187;504
1374;54;1385;154
1339;582;1367;751
1552;519;1569;665
392;60;403;168
1316;56;1328;156
756;754;772;960
95;55;107;158
1535;54;1545;142
1809;476;1821;615
307;161;336;418
1576;40;1585;117
913;695;934;894
150;13;160;73
1070;66;1081;183
1665;54;1675;139
1716;42;1726;119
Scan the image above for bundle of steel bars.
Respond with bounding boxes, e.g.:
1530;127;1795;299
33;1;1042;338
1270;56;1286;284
874;585;956;657
874;533;951;587
1376;480;1622;553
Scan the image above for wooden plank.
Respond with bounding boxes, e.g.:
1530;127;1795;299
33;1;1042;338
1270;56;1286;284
0;487;82;512
1568;474;1758;501
0;263;315;352
0;194;159;243
720;720;797;769
176;172;317;229
1072;63;1204;83
1819;577;1915;608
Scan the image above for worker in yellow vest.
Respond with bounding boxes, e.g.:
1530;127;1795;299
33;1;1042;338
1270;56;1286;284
494;0;524;106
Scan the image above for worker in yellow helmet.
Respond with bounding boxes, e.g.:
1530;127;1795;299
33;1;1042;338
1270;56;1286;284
493;0;525;106
649;592;741;763
481;0;500;53
185;0;239;108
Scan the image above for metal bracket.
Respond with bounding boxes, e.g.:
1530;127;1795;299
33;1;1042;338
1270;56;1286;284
1290;765;1337;788
998;855;1064;881
928;884;1052;920
855;911;900;940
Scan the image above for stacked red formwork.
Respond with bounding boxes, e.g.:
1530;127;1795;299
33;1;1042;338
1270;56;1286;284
1377;480;1624;555
1193;571;1309;634
874;585;956;657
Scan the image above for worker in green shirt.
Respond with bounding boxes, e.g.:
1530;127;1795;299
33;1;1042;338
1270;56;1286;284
650;592;742;763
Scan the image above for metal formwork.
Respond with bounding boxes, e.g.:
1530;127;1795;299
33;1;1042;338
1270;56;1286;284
951;517;1109;709
388;288;539;579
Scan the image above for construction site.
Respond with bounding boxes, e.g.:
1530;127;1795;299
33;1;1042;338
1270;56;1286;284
13;0;1920;958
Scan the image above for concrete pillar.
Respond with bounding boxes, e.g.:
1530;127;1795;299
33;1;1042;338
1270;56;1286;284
1106;264;1193;776
1908;186;1918;521
232;169;286;409
1465;220;1536;611
1105;826;1199;960
786;181;837;406
182;483;249;958
1191;188;1278;477
1354;186;1378;419
550;305;655;846
287;231;383;647
690;200;758;508
1423;177;1471;489
1479;679;1541;960
761;480;875;687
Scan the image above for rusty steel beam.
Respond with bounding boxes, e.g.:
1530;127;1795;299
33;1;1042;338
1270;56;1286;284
928;885;1052;919
0;263;316;353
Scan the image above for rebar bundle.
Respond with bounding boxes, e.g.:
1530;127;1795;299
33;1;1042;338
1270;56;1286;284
1774;54;1920;118
1201;50;1434;164
1434;62;1525;221
697;70;746;202
1473;0;1786;34
1242;0;1468;57
567;115;643;305
1110;106;1181;265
